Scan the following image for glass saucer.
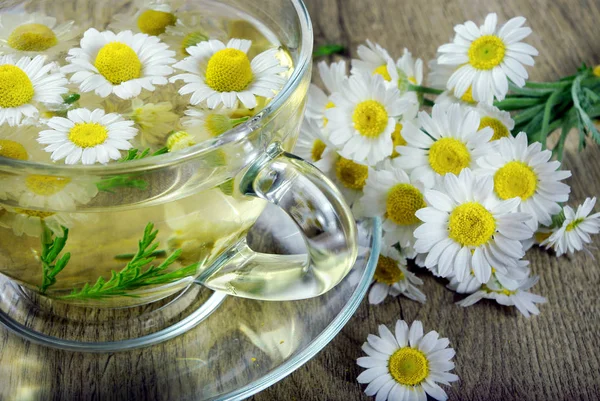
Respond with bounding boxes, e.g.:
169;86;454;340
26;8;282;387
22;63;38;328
0;205;380;400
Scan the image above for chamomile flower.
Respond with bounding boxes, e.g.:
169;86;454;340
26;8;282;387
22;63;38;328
385;49;422;117
457;275;546;318
295;117;331;164
0;206;75;237
394;103;494;188
0;12;79;58
437;13;538;103
326;73;411;165
182;106;246;141
109;1;178;36
0;55;68;126
37;108;138;165
360;163;430;249
62;28;176;100
357;320;458;401
427;59;478;107
476;132;571;230
0;124;51;162
170;38;287;109
4;174;97;210
475;102;514;141
542;197;600;256
369;244;426;305
315;149;369;205
448;259;530;294
163;15;218;58
129;98;179;146
305;60;347;126
351;39;393;80
447;273;482;294
414;168;534;284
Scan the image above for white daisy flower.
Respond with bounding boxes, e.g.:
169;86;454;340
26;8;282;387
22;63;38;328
326;73;411;165
295;116;331;164
170;38;287;109
457;275;546;318
351;39;393;80
37;108;138;165
369;244;426;305
414;168;534;284
109;1;178;36
0;206;76;238
0;124;52;162
182;106;248;142
357;320;458;401
394;103;494;188
305;60;347;126
0;12;80;58
4;173;97;210
448;259;530;294
437;13;539;103
62;28;176;100
0;55;68;126
360;162;430;250
476;132;571;230
428;59;478;107
475;102;514;141
542;197;600;256
385;49;422;118
163;15;212;58
315;149;368;206
447;273;482;294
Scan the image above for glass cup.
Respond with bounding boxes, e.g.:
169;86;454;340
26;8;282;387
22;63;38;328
0;0;360;346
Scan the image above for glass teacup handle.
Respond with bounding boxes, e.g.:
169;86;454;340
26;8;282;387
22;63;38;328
196;143;358;300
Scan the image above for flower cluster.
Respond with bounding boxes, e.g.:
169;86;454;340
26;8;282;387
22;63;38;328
300;13;600;319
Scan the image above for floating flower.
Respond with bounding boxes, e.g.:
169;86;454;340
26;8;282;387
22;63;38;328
109;1;178;36
63;28;176;100
295;117;331;164
0;12;79;58
0;124;52;162
129;98;179;146
457;275;546;318
357;320;458;401
305;60;347;127
360;162;430;249
170;38;287;109
0;55;67;126
0;206;75;237
38;108;138;165
475;102;514;141
182;106;248;142
437;13;538;103
368;244;426;304
476;132;571;230
542;197;600;256
394;103;494;188
326;73;411;165
166;130;196;152
414;168;533;284
163;15;217;58
351;39;393;80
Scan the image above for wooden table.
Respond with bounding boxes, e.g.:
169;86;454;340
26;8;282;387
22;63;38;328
1;1;599;400
252;0;600;400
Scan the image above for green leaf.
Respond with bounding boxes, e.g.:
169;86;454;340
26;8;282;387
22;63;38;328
494;97;545;110
539;90;562;149
38;225;71;294
313;44;344;57
62;93;81;104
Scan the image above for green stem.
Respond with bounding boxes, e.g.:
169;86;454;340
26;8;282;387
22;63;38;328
408;84;444;95
422;98;435;107
540;90;562;149
512;104;546;126
494;97;545;110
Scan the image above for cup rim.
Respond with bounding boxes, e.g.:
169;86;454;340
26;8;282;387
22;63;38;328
0;0;314;176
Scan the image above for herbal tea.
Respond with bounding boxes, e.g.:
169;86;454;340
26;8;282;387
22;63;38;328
0;0;297;307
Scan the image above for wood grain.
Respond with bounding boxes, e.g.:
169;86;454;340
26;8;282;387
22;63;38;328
251;0;600;400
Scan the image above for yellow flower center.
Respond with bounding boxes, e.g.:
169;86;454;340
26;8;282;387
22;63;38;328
68;122;108;148
167;131;196;152
428;138;471;175
204;114;233;136
323;100;335;127
181;31;208;55
373;64;391;81
14;208;55;219
594;65;600;78
534;230;552;243
408;76;417;84
566;218;585;232
459;86;475;103
449;202;496;247
335;156;368;190
373;255;404;285
137;9;177;36
479;116;510;141
7;23;58;51
494;161;537;200
0;140;28;160
468;35;506;70
388;347;429;386
386;183;426;225
352;100;389;138
25;175;71;196
391;123;406;158
94;42;142;85
205;48;253;92
311;139;326;162
0;65;34;108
